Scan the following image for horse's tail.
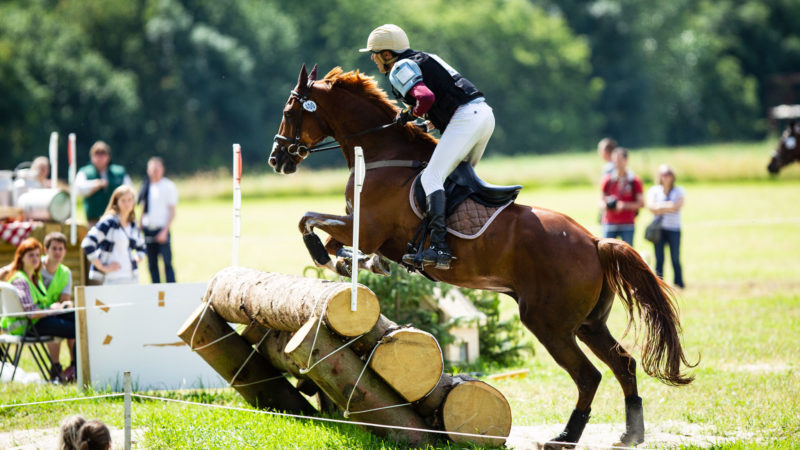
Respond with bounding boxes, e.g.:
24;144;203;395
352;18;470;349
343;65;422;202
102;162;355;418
597;238;696;385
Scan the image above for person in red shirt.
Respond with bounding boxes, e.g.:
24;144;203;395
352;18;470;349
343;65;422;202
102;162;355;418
598;147;643;246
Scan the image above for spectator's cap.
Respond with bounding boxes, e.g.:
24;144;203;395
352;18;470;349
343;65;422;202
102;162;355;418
90;141;111;156
359;24;410;53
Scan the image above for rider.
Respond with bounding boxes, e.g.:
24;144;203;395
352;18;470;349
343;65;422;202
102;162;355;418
360;24;495;270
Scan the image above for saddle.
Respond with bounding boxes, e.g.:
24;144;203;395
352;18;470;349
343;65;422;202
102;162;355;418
404;162;521;274
413;162;522;217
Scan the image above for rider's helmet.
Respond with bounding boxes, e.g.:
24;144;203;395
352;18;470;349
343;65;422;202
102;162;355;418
359;24;410;53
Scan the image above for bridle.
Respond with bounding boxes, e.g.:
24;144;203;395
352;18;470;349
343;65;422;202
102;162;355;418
273;85;397;159
772;132;799;167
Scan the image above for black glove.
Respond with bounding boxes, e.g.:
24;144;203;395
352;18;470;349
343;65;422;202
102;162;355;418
394;107;415;125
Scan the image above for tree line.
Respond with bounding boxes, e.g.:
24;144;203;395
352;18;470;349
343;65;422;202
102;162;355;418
1;0;798;175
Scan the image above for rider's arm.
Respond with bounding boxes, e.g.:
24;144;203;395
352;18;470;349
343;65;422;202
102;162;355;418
408;83;434;116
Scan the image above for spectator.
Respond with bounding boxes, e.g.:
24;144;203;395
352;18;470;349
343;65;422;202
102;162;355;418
41;231;77;381
597;137;617;178
81;185;146;285
59;415;86;450
75;141;132;226
138;157;178;283
0;237;76;382
30;156;52;188
76;419;112;450
646;164;685;288
599;147;643;246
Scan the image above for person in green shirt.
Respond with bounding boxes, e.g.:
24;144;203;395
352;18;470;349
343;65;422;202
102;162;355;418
1;237;76;382
75;141;132;226
40;232;77;380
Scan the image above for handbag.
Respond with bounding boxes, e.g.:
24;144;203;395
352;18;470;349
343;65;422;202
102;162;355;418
644;215;664;243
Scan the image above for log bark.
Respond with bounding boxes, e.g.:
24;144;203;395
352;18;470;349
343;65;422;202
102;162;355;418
285;318;434;446
176;304;316;415
206;266;380;337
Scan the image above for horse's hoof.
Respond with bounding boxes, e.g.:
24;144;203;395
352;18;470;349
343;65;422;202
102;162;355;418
614;431;645;447
334;257;352;277
542;441;575;450
368;255;391;276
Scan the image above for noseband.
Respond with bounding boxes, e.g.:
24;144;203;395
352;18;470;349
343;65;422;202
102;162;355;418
273;87;398;159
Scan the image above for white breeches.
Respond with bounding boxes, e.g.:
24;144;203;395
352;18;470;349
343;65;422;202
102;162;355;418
420;101;495;195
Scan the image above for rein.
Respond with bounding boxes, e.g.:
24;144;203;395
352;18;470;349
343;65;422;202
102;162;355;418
274;88;397;157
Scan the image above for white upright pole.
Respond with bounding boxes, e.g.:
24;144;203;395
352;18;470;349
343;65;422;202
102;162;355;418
351;146;366;312
49;132;58;188
233;144;242;267
68;133;77;245
124;371;131;450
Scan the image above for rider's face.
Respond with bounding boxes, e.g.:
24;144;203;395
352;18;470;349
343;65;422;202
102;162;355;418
371;51;392;74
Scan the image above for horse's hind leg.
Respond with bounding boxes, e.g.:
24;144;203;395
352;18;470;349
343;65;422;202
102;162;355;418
522;313;601;447
577;319;644;446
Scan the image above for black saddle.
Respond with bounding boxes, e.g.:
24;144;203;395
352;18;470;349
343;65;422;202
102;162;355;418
413;162;522;216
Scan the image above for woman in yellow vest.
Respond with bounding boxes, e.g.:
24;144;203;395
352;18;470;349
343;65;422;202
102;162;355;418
1;237;76;382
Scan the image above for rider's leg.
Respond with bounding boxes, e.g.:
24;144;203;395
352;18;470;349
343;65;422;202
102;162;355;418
417;101;494;269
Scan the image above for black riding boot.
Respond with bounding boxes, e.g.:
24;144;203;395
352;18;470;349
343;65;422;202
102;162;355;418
420;190;453;270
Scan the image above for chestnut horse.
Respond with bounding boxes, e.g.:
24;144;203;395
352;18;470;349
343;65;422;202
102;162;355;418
768;120;800;174
269;65;695;447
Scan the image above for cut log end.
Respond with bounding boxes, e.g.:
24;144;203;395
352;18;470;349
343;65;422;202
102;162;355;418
325;285;381;337
442;380;512;446
369;328;443;402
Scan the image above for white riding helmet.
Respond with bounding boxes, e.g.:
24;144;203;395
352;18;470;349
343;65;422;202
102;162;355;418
359;24;410;53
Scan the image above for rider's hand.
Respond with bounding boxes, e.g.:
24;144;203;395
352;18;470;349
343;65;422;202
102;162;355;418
394;107;415;125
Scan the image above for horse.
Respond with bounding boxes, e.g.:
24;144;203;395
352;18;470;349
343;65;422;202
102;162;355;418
768;120;800;174
269;64;696;448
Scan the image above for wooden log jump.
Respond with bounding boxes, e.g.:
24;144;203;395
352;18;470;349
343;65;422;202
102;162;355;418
176;303;316;415
206;267;380;337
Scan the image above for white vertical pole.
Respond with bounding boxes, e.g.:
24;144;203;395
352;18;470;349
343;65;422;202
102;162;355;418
49;132;58;188
233;144;242;267
123;371;131;450
68;133;77;245
351;146;366;312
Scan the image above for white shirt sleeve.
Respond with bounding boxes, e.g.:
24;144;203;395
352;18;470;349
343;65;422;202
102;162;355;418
75;171;94;197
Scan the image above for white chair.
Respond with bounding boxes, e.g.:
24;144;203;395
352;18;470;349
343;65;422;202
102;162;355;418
0;281;55;382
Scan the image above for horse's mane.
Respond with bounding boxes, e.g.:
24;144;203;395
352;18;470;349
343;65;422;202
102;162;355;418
323;67;436;143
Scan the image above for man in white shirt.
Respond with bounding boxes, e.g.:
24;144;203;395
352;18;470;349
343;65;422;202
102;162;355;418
138;157;178;283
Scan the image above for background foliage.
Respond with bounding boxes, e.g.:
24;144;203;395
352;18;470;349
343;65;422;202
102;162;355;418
1;0;799;174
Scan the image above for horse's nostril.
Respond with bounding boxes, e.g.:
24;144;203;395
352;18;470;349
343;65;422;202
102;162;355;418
268;157;277;167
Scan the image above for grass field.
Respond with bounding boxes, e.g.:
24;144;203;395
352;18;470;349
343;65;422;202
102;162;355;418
2;141;799;448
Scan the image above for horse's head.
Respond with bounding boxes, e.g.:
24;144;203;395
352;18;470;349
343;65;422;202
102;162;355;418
269;64;330;174
768;120;800;174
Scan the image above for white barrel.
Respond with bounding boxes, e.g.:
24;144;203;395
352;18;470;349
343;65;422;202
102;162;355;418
18;188;71;222
0;170;12;207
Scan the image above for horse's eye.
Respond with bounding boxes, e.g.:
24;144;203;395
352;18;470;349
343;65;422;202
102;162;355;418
284;110;294;119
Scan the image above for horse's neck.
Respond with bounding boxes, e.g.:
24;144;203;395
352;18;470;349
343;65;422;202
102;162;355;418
325;92;433;168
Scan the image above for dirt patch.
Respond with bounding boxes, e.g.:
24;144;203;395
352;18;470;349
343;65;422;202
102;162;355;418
0;426;142;450
507;421;751;449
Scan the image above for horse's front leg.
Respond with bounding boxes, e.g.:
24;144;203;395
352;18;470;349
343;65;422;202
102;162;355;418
299;211;352;273
299;212;391;277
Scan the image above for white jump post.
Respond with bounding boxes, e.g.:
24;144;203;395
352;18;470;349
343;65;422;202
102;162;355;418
232;144;242;267
68;133;77;245
49;132;58;188
351;146;366;312
123;370;132;450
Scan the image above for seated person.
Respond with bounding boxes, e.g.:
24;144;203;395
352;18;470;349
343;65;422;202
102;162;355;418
40;231;77;381
1;237;76;382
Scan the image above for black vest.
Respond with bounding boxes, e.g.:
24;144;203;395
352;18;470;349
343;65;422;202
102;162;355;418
390;50;483;131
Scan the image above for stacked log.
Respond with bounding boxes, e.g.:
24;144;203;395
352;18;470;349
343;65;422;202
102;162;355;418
181;267;512;446
176;303;316;415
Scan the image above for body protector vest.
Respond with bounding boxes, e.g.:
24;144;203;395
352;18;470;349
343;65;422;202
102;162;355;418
388;50;483;131
0;271;47;335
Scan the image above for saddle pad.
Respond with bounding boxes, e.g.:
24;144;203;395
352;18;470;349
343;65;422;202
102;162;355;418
409;175;513;240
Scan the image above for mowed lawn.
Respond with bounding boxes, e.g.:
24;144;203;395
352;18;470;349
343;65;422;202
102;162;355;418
2;142;799;448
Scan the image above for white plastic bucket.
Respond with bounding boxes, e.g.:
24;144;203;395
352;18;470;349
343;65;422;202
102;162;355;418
17;189;71;222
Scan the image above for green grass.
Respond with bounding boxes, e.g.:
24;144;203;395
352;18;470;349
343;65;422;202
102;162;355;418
2;141;800;448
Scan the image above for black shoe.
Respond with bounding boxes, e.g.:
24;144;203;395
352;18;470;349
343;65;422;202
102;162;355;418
420;190;453;270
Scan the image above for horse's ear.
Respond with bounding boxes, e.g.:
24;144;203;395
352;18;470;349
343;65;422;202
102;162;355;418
309;64;318;82
297;64;308;89
788;120;796;131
